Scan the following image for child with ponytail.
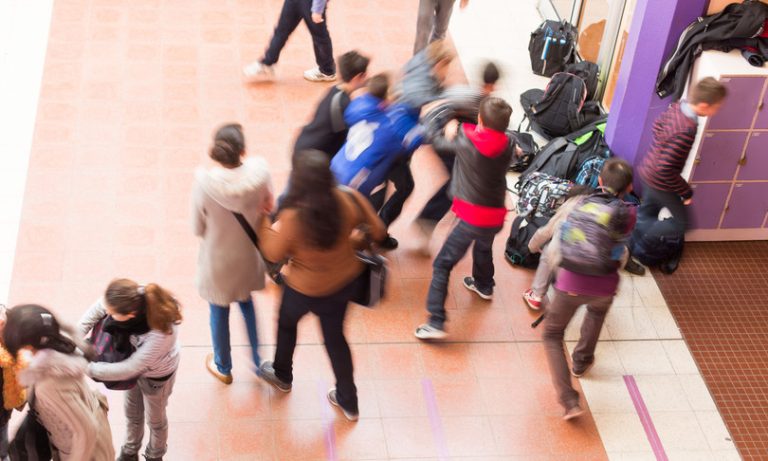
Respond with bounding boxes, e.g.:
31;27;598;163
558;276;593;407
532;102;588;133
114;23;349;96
78;279;182;461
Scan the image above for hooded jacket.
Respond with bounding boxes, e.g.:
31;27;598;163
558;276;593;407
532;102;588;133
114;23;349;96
434;124;513;227
656;0;768;99
397;49;444;110
192;157;272;306
331;93;424;195
19;350;114;461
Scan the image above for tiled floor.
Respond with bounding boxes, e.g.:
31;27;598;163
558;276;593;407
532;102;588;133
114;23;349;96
7;0;607;459
653;241;768;461
2;0;746;460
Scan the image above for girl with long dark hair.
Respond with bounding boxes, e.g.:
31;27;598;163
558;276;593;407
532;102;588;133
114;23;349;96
256;149;385;421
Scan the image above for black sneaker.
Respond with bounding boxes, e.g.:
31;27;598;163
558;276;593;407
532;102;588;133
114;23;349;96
116;452;139;461
327;388;359;422
256;361;292;393
660;258;680;274
624;258;646;276
379;235;399;251
463;277;493;300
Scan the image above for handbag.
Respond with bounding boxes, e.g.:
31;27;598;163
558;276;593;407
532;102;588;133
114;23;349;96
87;316;138;390
9;390;53;461
232;212;284;283
341;187;388;308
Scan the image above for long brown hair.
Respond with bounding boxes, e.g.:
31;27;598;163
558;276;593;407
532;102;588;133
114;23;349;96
105;279;182;334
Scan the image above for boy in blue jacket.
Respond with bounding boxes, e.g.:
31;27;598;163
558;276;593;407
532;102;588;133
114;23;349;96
331;73;425;213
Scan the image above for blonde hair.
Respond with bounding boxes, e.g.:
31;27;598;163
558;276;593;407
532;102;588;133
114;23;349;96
105;279;182;334
426;40;455;66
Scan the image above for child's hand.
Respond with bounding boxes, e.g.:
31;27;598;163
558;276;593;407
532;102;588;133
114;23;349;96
444;119;459;140
312;13;324;23
683;197;693;205
459;0;469;9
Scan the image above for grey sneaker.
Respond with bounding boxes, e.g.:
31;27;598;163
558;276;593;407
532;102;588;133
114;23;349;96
243;61;275;81
327;388;359;422
303;67;337;82
571;361;594;378
563;404;585;421
257;361;292;392
414;323;447;340
463;277;493;300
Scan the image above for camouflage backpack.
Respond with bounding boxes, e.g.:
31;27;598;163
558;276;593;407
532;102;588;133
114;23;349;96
515;172;574;219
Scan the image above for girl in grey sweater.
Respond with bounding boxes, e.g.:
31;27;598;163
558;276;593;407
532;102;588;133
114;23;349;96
78;278;182;461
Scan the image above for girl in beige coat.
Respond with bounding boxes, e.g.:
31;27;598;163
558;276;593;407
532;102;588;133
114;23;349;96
4;304;114;461
192;123;273;384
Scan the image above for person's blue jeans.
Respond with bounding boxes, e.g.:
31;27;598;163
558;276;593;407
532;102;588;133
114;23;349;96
261;0;335;75
426;220;502;329
209;299;261;375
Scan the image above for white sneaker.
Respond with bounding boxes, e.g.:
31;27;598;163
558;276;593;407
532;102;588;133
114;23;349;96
414;323;447;340
303;67;336;82
243;61;275;81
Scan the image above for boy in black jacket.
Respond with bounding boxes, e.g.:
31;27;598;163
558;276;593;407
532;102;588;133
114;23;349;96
415;97;515;339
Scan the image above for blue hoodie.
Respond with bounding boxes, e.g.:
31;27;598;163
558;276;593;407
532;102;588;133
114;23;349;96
331;93;424;195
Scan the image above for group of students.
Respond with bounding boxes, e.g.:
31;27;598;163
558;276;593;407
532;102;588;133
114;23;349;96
0;279;181;460
0;4;732;459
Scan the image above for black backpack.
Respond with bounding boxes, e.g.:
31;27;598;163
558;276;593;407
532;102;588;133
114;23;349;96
505;215;550;269
520;72;601;140
565;61;599;100
630;215;685;268
529;20;578;77
508;131;539;172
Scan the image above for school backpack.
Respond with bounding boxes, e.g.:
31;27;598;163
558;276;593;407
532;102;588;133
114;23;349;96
559;192;634;276
565;61;600;100
570;120;612;188
630;212;685;268
508;131;539;172
87;316;138;390
520;72;601;140
515;172;574;219
505;215;550;269
529;20;578;77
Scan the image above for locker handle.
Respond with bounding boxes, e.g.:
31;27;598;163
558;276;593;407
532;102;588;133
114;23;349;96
739;155;747;166
694;157;701;165
725;205;730;212
760;101;765;111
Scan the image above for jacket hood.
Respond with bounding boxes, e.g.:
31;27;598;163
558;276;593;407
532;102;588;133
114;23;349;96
345;93;386;126
19;349;87;386
195;157;271;213
463;123;509;157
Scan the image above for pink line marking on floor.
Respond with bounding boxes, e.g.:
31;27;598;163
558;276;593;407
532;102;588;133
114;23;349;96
421;378;450;461
624;375;669;461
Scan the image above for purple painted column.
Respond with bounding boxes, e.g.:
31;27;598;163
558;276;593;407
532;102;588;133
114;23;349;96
605;0;708;176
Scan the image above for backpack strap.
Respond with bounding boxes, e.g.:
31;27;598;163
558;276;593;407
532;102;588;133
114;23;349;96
329;89;345;133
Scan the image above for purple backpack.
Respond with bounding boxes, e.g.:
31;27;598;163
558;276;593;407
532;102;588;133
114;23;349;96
88;316;138;390
559;192;633;276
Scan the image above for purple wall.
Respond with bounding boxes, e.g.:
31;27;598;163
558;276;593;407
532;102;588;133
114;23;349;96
605;0;708;177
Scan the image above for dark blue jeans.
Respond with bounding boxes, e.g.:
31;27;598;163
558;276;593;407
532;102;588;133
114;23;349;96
261;0;335;75
209;299;261;375
417;152;454;223
426;220;502;329
369;158;415;227
273;276;361;413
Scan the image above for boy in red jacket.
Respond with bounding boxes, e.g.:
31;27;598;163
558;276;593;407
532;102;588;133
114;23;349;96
415;97;515;340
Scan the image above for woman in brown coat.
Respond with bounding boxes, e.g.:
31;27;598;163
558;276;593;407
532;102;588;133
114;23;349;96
256;149;386;421
192;123;273;384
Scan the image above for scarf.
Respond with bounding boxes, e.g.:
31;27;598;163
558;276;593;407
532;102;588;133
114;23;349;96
102;311;150;355
0;344;26;410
